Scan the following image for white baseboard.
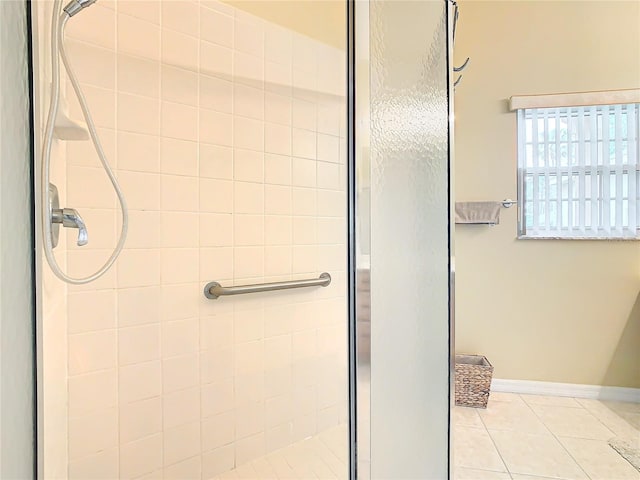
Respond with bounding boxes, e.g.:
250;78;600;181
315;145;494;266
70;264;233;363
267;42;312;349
491;378;640;403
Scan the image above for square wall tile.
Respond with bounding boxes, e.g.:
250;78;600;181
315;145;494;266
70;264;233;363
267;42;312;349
202;445;234;479
202;411;235;451
200;314;234;351
161;248;199;284
162;29;198;72
117;171;160;211
162;65;198;106
117;249;161;288
163;387;201;429
234;116;264;152
162;318;199;358
200;74;233;113
200;41;233;79
265;122;292;156
162;1;199;36
163;456;202;480
68;448;118;480
200;144;233;180
235;432;265;465
163;354;199;393
200;247;234;281
118;93;159;136
67;84;115;130
265;93;292;126
200;178;234;214
200;347;234;384
200;6;233;48
117;54;160;99
161;283;200;321
68;369;117;417
66;40;115;89
234;246;264;279
69;330;117;376
120;434;163;479
162;102;198;141
118;286;161;327
200;109;233;147
160;138;198;177
200;213;233;247
201;379;234;418
265;216;292;245
118;1;160;24
68;290;116;334
68;408;118;461
119;397;162;444
163;422;201;466
234;182;264;214
65;3;115;49
234;215;264;246
118;324;160;366
234;149;264;183
118;131;160;173
264;246;292;277
161;175;199;212
160;212;199;248
119;361;162;404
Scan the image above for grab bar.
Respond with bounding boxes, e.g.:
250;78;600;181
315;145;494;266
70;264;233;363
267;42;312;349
203;272;332;300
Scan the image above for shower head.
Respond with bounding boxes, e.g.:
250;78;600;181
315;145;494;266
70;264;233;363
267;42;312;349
63;0;97;17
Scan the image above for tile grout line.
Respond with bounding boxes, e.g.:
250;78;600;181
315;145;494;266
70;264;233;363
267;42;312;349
520;396;593;480
474;400;515;479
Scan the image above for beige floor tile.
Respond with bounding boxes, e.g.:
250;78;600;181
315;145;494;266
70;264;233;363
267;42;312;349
511;476;566;480
619;412;640;431
558;436;640;480
488;392;521;403
455;467;511;479
479;396;548;434
454;425;507;472
454;406;485;428
603;401;640;414
577;399;640;440
530;404;615;440
520;394;582;408
489;430;587;479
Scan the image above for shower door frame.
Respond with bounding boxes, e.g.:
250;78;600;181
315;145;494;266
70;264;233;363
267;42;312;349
349;0;455;478
24;0;455;476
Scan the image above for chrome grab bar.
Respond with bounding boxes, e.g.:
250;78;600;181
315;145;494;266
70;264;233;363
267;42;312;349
203;272;332;300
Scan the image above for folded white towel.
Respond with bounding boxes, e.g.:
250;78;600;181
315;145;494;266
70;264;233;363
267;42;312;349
455;201;501;225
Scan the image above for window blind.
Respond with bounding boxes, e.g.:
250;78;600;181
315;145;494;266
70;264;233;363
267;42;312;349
517;103;640;239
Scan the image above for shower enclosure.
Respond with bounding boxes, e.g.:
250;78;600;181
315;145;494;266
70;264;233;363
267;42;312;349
28;0;453;478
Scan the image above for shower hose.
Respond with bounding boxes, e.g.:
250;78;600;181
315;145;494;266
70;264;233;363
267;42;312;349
41;0;128;284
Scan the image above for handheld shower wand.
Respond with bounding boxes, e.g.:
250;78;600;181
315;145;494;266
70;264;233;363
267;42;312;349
41;0;128;284
63;0;98;17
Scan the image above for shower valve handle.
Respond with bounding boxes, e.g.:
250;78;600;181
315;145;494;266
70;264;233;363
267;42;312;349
52;208;88;246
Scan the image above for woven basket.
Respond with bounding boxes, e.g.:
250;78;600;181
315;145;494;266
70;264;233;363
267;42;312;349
455;354;493;408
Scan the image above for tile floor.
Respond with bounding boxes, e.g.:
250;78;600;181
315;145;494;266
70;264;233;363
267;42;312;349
213;393;639;479
454;392;640;480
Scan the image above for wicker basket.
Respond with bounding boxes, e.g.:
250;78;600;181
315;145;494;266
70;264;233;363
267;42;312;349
455;354;493;408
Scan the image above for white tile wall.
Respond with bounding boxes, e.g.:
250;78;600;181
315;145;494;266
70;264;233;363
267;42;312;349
54;0;348;478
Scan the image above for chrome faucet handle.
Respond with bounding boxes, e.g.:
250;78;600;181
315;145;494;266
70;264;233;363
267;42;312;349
52;208;88;246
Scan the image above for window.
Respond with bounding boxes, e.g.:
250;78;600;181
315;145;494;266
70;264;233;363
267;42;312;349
514;95;640;239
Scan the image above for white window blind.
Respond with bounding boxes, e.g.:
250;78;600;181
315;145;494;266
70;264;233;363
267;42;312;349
517;103;640;239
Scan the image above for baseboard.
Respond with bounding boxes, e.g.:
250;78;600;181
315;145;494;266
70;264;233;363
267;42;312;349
491;378;640;403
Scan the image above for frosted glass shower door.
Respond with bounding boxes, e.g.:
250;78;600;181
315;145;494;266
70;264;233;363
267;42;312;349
0;1;35;477
354;0;453;477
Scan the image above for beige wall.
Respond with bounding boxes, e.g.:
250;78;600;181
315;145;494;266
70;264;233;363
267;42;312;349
454;1;640;388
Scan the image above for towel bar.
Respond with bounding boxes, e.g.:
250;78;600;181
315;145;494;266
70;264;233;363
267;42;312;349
203;273;332;299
